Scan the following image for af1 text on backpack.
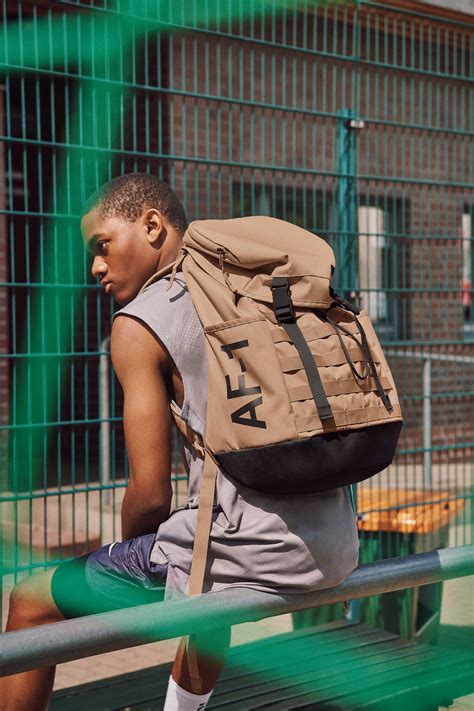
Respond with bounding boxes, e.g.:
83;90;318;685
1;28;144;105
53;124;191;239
172;215;403;498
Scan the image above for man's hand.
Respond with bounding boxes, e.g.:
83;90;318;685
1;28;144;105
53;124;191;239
111;314;173;540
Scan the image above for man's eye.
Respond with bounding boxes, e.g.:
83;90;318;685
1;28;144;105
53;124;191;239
97;241;108;254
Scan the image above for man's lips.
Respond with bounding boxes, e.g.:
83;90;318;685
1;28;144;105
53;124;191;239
101;282;112;295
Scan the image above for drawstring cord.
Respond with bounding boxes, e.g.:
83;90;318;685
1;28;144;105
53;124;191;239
324;313;370;381
355;315;393;411
166;249;187;291
319;304;393;412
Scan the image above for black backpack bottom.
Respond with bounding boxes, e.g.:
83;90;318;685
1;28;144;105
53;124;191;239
214;420;403;495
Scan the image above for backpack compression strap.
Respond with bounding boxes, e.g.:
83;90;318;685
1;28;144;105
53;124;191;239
271;277;333;421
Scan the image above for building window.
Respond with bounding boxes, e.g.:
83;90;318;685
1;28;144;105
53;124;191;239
357;203;406;341
358;206;387;322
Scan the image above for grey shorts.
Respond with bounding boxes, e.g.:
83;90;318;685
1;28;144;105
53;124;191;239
51;533;168;618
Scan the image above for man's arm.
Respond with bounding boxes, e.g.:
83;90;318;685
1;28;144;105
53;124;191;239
111;314;173;541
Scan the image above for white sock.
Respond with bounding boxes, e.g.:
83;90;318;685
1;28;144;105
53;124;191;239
163;675;213;711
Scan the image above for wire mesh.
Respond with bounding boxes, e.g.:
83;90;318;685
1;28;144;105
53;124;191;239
0;1;472;624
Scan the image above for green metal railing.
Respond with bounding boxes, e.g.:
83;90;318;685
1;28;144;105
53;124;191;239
1;545;473;676
0;0;472;624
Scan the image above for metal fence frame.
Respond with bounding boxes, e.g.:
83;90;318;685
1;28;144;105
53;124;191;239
0;0;472;622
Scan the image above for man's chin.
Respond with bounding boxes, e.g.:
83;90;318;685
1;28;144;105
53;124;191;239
114;287;139;306
114;294;129;306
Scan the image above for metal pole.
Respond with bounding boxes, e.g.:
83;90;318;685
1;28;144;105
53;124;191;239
336;109;356;299
0;85;6;626
423;358;432;486
0;545;472;676
100;336;111;507
336;109;364;621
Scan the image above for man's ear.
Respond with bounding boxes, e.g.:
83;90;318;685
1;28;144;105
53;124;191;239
144;208;166;246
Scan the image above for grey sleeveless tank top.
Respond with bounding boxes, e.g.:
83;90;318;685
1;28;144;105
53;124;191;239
116;274;359;599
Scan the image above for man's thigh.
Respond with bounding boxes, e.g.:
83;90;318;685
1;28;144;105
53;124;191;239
50;533;167;619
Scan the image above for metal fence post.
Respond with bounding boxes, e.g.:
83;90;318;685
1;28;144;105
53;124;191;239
336;108;365;623
423;358;433;486
335;108;364;300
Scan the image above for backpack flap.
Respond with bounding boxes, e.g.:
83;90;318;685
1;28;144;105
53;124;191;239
185;216;335;309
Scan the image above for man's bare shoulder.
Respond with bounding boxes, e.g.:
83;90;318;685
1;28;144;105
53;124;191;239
111;314;170;381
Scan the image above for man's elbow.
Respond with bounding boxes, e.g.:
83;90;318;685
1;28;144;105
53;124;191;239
124;480;173;514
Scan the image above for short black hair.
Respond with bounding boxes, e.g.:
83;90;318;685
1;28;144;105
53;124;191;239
82;173;188;234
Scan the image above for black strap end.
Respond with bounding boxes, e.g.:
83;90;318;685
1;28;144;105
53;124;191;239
383;393;394;412
319;406;334;421
329;288;360;315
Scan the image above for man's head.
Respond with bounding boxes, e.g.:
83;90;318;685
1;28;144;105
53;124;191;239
81;173;187;305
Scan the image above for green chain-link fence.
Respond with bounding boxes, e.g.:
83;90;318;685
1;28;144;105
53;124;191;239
0;0;472;627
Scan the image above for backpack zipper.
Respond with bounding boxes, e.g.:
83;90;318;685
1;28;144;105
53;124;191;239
217;247;226;271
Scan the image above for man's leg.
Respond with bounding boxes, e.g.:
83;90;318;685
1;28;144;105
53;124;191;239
0;568;65;711
0;537;167;711
164;628;230;709
0;537;229;711
172;628;231;693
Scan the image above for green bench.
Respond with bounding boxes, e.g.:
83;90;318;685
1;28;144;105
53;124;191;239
51;619;474;710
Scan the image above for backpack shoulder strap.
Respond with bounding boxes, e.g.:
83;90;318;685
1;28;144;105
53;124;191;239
188;452;218;595
185;451;219;694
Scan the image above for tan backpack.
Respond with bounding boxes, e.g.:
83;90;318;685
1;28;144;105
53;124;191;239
152;215;403;690
156;216;403;598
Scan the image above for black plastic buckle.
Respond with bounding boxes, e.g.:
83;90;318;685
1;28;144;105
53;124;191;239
329;287;360;315
271;277;294;323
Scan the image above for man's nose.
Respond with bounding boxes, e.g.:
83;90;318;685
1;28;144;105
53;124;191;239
91;256;107;280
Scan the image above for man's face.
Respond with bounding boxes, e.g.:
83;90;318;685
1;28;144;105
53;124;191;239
81;208;160;305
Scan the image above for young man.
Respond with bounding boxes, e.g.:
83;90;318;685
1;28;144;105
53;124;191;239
0;173;359;711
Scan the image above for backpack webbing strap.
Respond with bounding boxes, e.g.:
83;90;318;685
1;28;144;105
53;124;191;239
185;452;219;693
188;453;218;595
169;401;206;459
271;277;333;422
185;634;202;694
